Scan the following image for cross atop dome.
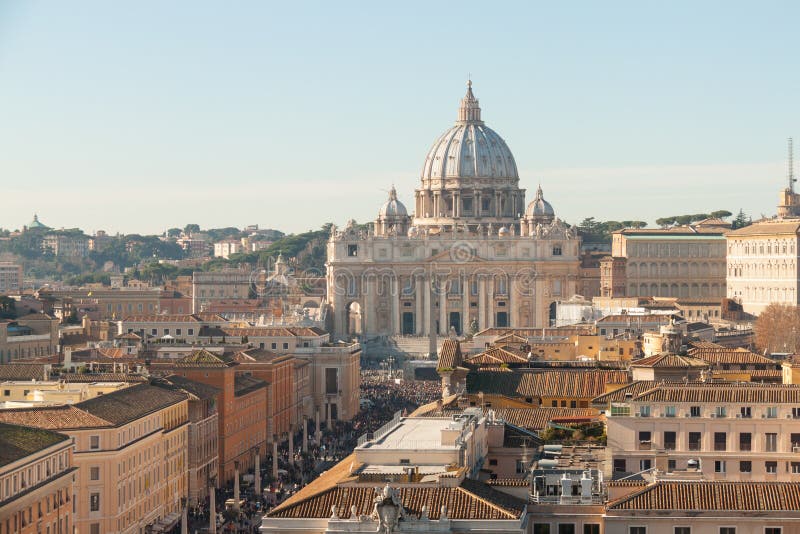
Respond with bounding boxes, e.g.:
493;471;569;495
458;79;482;124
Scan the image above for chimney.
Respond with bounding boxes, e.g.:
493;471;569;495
580;471;593;503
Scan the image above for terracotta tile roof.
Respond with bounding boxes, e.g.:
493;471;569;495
591;381;661;405
270;453;360;513
607;481;800;511
687;343;777;366
727;220;800;237
233;375;267;397
437;340;463;370
233;348;284;363
0;405;112;429
267;478;525;520
0;423;70;467
597;315;673;324
157;375;220;400
122;314;224;323
221;326;326;337
173;349;229;367
633;383;800;403
493;334;529;345
0;364;50;381
631;353;709;368
76;383;188;425
493;407;600;430
60;373;146;383
467;369;630;399
465;346;528;366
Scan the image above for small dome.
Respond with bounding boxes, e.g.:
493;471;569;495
498;226;510;237
525;185;555;219
27;214;50;230
379;186;408;218
407;226;419;238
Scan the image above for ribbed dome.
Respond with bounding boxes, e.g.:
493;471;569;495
525;185;555;219
378;186;408;217
420;82;518;182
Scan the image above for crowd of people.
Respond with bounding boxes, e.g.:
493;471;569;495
204;366;443;529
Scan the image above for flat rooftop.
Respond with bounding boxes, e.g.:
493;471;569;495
357;417;460;451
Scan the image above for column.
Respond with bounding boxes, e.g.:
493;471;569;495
439;277;447;335
508;277;515;328
391;276;401;335
288;426;295;466
254;451;261;496
487;278;495;328
302;416;308;453
315;409;321;443
476;190;482;216
461;274;470;334
233;461;240;512
326;403;331;430
209;485;216;534
454;192;460;218
272;439;279;480
365;275;376;335
433;192;439;218
423;274;431;336
478;277;487;331
415;276;424;335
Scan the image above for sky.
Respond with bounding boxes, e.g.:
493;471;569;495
1;1;799;235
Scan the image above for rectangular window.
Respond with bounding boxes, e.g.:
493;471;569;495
325;368;338;395
740;461;752;473
740;406;752;418
688;432;702;451
90;493;100;512
552;246;562;256
793;407;800;418
664;431;676;450
664;405;676;417
715;406;727;417
613;459;626;472
690;406;701;417
188;328;194;336
766;433;778;452
639;459;652;471
347;244;358;257
584;526;600;534
766;461;778;474
792;462;800;474
674;528;691;534
516;460;526;474
558;526;575;534
719;529;736;534
283;342;289;350
90;436;99;450
766;528;783;534
767;406;778;418
668;459;676;471
90;525;100;534
714;432;727;451
639;405;651;417
639;431;652;450
630;528;647;534
714;460;726;473
739;432;752;451
533;525;550;534
90;467;99;480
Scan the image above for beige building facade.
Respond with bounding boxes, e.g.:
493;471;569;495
726;219;800;315
327;83;580;339
603;224;728;299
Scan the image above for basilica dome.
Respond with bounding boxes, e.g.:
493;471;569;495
525;185;555;222
420;81;518;183
378;186;408;217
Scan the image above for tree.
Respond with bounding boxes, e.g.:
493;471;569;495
754;304;800;354
0;296;16;319
731;209;752;230
709;210;733;219
183;224;200;235
167;228;182;238
655;216;676;227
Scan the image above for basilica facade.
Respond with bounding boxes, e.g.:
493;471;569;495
326;83;580;339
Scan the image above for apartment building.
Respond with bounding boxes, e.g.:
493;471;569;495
0;262;23;294
0;313;59;363
605;382;800;481
0;383;190;534
0;423;75;534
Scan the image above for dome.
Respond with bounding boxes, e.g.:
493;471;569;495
26;214;50;230
525;185;555;219
420;81;518;182
379;186;408;218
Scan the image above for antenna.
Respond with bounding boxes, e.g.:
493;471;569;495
790;137;796;193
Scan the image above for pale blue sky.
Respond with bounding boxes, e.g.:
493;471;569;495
1;1;798;234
